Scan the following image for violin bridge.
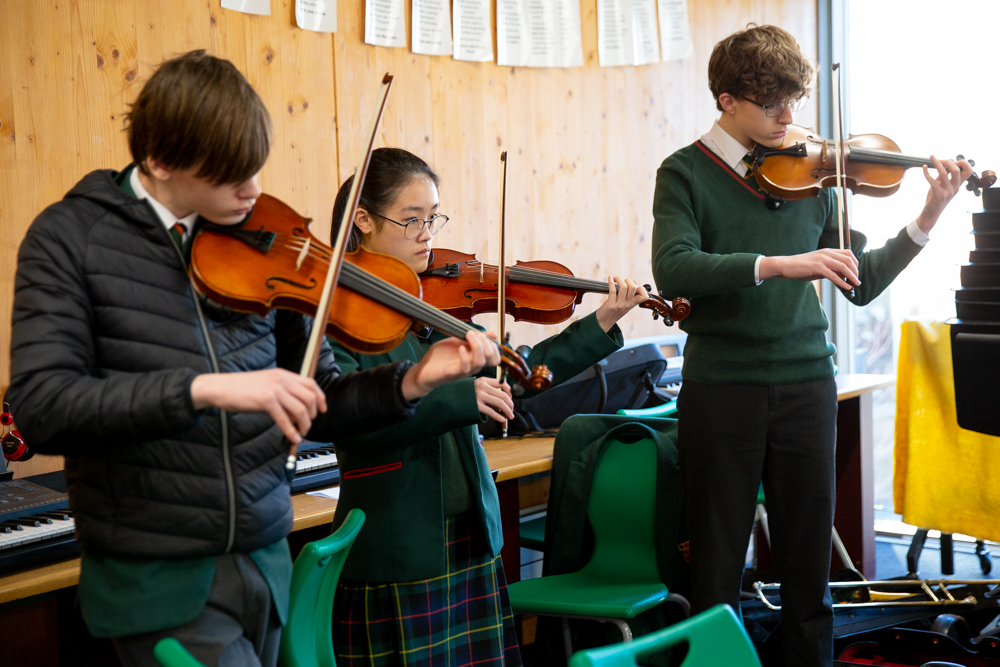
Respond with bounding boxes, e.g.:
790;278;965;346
295;237;312;271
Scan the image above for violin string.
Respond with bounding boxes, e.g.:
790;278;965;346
271;238;611;294
444;262;610;292
265;241;661;316
343;265;520;369
338;262;474;338
848;146;933;168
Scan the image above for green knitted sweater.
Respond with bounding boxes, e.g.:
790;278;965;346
651;140;923;385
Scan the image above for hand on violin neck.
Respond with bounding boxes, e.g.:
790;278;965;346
400;330;500;400
475;377;515;423
190;369;327;445
758;249;860;291
595;276;650;332
915;155;975;234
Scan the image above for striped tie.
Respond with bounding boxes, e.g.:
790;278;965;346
169;221;187;249
743;154;767;194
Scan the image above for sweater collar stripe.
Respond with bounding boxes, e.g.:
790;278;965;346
694;140;764;200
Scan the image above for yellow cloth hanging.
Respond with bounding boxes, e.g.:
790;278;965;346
894;321;1000;543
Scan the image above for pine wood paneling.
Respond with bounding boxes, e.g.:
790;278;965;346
1;0;817;477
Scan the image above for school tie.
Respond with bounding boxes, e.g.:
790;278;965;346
742;154;768;194
169;221;187;249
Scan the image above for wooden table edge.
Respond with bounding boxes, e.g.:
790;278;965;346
836;374;895;401
0;491;341;605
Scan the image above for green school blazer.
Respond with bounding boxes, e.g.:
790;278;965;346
329;313;623;582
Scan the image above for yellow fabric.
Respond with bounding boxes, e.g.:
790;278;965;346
894;321;1000;542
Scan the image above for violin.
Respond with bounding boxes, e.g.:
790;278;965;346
752;124;997;202
419;248;692;327
189;194;554;391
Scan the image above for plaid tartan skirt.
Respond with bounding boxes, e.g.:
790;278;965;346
332;512;523;667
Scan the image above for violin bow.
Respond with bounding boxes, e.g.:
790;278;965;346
831;63;855;299
497;151;509;438
285;73;395;472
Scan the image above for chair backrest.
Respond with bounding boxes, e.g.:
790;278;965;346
279;508;366;667
582;437;660;582
153;638;207;667
567;605;761;667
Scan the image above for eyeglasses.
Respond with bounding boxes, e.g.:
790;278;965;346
745;96;809;118
369;211;450;239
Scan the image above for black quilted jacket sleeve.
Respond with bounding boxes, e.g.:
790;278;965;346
7;201;417;456
7;204;203;455
273;310;417;442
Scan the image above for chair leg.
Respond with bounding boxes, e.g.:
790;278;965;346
607;619;632;643
831;525;857;574
756;503;771;548
907;528;929;577
668;593;691;618
562;617;573;663
940;533;955;576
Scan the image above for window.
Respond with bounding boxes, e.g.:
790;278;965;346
849;1;1000;513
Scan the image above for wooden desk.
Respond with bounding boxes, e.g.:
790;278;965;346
832;373;894;579
0;373;892;603
0;438;562;606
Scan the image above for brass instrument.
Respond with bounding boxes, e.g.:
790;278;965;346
752;579;1000;611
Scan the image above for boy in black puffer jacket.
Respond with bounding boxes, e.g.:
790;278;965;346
6;50;497;667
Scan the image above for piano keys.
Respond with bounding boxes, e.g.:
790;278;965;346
0;441;341;575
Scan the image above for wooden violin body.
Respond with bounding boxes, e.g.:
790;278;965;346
191;194;417;354
420;248;691;326
753;124;996;201
190;195;553;389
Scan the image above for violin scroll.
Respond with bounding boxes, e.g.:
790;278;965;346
641;285;691;327
497;344;553;391
958;155;998;196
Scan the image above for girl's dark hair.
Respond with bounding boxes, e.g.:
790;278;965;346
331;148;440;251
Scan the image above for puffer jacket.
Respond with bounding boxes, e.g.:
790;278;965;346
6;169;417;558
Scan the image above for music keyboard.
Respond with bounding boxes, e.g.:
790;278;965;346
0;445;340;575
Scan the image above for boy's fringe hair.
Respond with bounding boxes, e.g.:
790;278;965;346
708;24;814;111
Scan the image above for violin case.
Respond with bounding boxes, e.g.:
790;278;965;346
481;343;668;437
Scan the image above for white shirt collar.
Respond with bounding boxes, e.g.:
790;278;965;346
130;167;198;241
700;120;754;175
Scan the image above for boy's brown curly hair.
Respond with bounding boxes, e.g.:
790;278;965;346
708;24;814;111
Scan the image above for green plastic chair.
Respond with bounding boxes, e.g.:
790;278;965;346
280;508;366;667
520;514;547;552
508;435;689;659
153;509;365;667
518;402;678;551
153;638;207;667
567;605;760;667
616;400;677;419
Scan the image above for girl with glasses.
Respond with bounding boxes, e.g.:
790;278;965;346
324;147;649;667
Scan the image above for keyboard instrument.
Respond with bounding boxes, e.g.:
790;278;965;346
0;443;339;575
289;441;340;492
0;472;76;575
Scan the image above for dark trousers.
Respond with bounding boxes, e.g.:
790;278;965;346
113;553;282;667
678;378;837;667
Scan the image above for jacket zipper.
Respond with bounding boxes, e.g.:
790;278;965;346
165;230;237;554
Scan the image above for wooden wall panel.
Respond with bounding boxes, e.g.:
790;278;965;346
1;0;817;477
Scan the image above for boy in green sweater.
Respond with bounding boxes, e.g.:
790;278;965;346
651;25;971;666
